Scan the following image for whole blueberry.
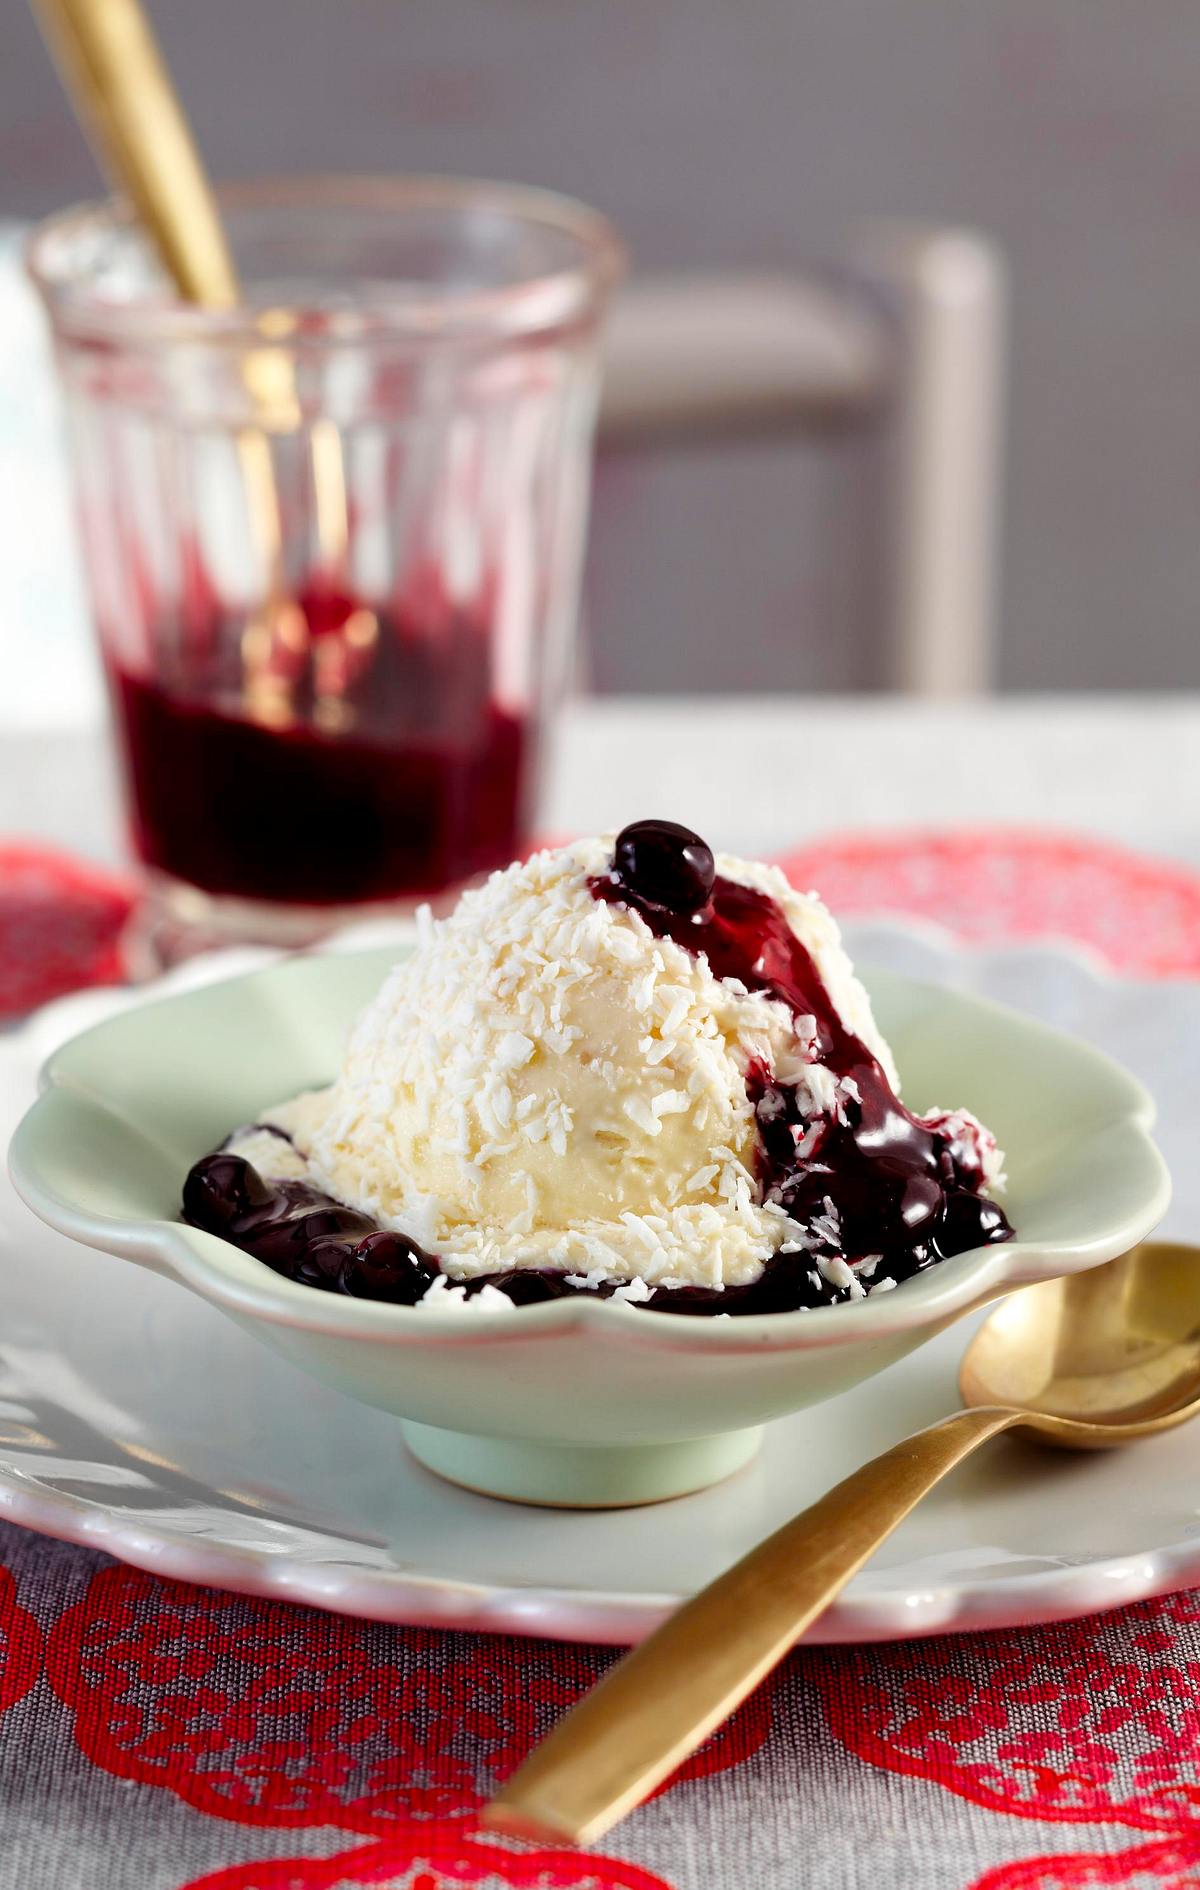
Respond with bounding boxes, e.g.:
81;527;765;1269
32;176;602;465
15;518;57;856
295;1205;377;1242
939;1188;1011;1255
182;1153;274;1232
342;1230;438;1304
290;1236;352;1290
249;1203;373;1274
612;820;715;914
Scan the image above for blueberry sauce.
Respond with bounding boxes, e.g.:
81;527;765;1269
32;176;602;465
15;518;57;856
112;587;529;905
182;822;1011;1314
182;1143;602;1308
592;819;1012;1305
183;1145;441;1305
612;820;716;914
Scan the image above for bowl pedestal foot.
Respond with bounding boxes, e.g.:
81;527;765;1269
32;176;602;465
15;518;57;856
402;1421;764;1508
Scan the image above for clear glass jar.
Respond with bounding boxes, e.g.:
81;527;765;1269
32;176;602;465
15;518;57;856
29;176;623;946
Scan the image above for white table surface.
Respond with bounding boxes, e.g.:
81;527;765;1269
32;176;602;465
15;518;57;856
6;693;1200;876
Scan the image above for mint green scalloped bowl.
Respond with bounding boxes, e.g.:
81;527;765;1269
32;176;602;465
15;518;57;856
8;946;1170;1507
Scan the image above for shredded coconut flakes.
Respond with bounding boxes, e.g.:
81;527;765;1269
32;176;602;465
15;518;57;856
250;835;1003;1310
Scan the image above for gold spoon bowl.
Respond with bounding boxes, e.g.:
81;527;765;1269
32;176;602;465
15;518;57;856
487;1240;1200;1847
960;1239;1200;1440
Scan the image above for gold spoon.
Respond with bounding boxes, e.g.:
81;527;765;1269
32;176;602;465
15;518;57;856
485;1239;1200;1848
32;0;373;724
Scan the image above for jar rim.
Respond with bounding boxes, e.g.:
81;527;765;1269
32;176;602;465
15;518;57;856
26;174;627;350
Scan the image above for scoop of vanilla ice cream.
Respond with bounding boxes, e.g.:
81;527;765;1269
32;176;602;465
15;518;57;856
278;837;899;1289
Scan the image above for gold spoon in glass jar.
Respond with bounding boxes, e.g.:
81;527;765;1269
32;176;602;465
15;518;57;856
485;1240;1200;1848
32;0;376;726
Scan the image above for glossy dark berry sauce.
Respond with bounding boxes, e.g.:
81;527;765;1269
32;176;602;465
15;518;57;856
112;587;529;905
183;1137;442;1304
182;821;1011;1314
592;818;1012;1307
612;820;716;914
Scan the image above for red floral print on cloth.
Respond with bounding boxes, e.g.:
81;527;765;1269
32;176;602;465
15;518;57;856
0;1567;41;1716
775;829;1200;978
0;845;133;1018
969;1835;1200;1890
813;1590;1200;1835
47;1567;769;1833
182;1826;673;1890
811;1592;1200;1889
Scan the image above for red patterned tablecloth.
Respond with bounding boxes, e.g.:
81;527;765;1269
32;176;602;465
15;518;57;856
3;829;1200;1890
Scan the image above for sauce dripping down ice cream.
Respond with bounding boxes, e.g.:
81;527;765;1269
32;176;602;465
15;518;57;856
183;824;1011;1311
591;821;1011;1308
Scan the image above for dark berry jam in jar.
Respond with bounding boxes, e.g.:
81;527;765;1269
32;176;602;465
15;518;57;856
110;590;531;911
36;178;625;947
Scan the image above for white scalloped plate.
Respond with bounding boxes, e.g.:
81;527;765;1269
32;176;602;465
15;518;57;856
0;920;1195;1645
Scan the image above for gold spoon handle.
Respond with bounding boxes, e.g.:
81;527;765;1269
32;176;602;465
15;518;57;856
485;1404;1020;1848
32;0;237;306
33;0;297;577
32;0;343;602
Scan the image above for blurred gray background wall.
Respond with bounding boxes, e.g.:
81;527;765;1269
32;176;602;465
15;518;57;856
4;0;1197;694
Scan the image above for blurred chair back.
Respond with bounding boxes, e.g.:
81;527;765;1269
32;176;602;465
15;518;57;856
598;225;1007;696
